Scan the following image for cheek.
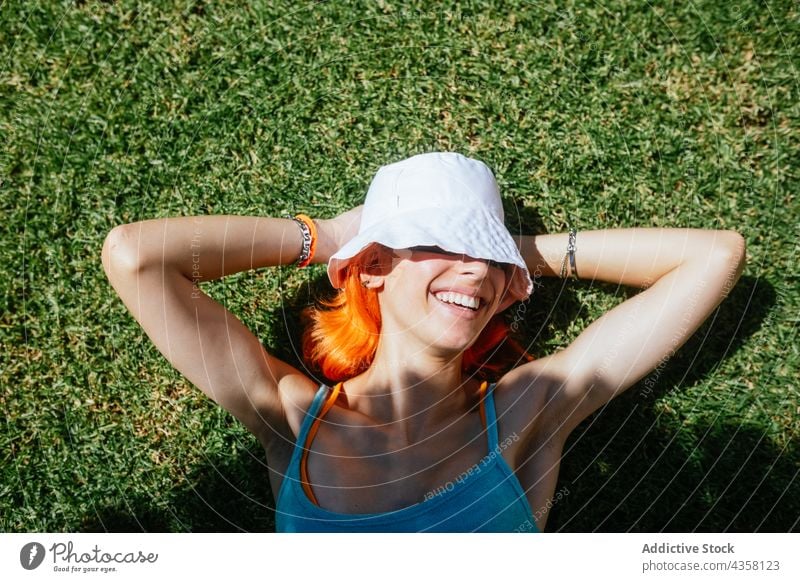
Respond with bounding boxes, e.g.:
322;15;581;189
387;260;441;291
380;265;432;316
490;269;509;304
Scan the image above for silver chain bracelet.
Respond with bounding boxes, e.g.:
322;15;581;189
559;227;578;279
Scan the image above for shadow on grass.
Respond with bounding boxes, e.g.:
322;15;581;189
83;239;793;531
550;411;799;532
82;440;276;532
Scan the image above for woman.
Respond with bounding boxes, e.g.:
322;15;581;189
101;151;746;532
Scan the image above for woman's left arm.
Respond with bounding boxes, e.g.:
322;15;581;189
508;228;746;437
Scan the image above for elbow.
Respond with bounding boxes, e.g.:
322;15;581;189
102;225;142;279
720;230;746;268
713;230;746;297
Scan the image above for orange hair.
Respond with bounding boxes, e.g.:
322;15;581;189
302;264;532;382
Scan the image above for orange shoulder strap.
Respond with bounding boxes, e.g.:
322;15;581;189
300;382;342;506
478;380;489;428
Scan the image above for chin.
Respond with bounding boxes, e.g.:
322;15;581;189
425;326;484;356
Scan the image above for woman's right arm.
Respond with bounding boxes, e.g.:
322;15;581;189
100;209;361;442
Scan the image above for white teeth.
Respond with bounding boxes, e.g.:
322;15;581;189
434;292;480;310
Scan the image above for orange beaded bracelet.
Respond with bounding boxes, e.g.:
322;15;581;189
292;214;318;268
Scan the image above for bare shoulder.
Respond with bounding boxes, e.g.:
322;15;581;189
250;372;320;483
268;373;321;442
250;373;320;501
493;358;567;449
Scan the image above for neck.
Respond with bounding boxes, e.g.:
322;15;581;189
343;340;476;445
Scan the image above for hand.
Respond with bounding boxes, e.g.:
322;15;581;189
313;205;363;263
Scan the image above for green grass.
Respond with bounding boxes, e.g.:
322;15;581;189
2;0;798;532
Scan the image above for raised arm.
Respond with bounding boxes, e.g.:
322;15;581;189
101;207;361;442
502;227;746;439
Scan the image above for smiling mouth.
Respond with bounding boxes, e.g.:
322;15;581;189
433;291;483;311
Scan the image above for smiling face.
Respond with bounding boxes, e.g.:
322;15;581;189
364;245;508;357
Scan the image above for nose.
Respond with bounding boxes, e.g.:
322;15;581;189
454;254;490;278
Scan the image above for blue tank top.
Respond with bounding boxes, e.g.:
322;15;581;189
275;383;539;532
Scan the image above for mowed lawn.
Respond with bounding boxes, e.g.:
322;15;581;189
1;0;798;532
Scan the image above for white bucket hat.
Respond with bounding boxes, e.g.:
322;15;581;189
327;152;533;310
